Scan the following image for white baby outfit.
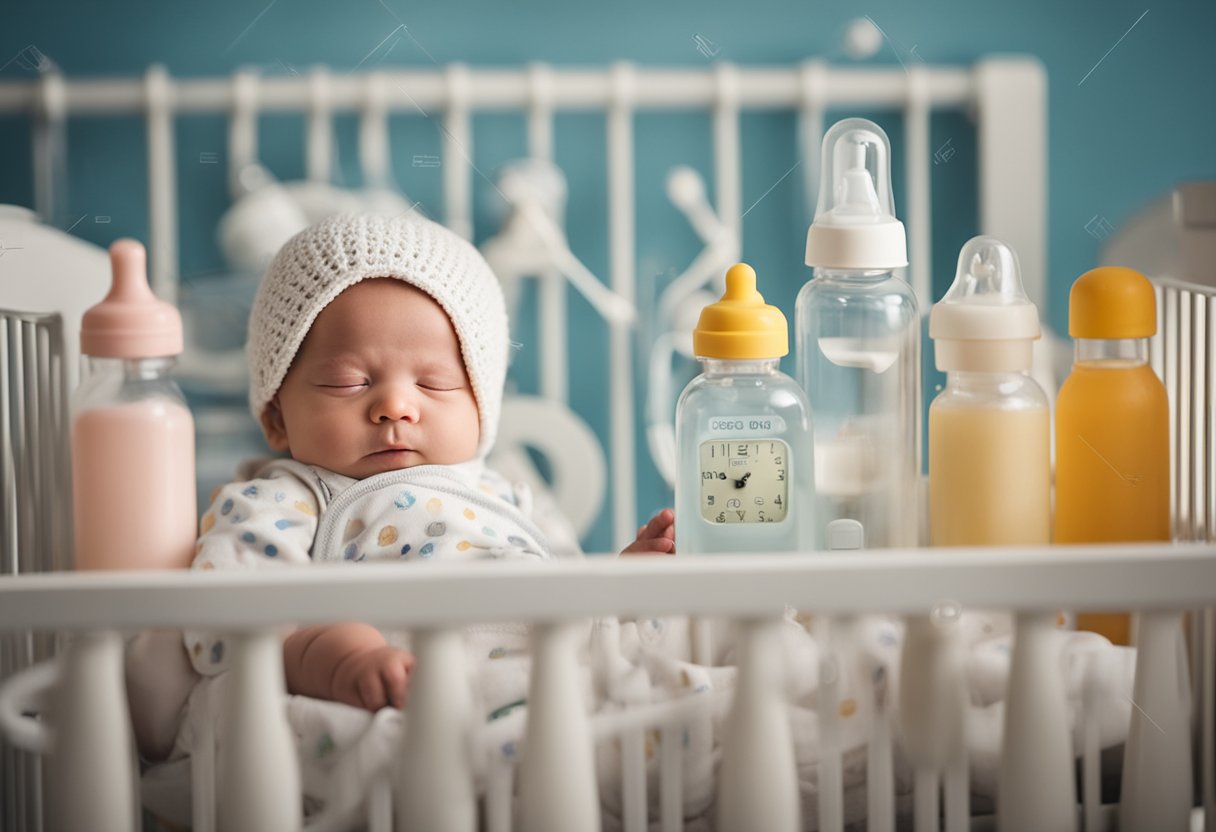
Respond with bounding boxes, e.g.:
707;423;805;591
185;457;551;676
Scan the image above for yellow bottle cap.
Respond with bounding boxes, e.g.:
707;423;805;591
692;263;789;359
1068;266;1157;339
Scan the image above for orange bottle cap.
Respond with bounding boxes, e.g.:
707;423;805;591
1068;266;1156;340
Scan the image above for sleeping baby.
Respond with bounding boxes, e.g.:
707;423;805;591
184;212;675;712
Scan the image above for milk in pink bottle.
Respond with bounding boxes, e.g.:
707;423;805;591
71;239;196;570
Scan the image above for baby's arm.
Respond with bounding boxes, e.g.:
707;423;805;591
621;508;675;555
283;623;414;711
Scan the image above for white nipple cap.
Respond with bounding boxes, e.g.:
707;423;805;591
805;118;908;270
929;235;1041;372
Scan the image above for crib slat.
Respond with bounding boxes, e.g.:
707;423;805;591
606;62;637;550
192;714;216;832
815;617;844;832
1120;611;1193;832
519;622;600;832
717;617;799;832
620;727;647;832
999;614;1075;831
485;755;514;832
46;632;137;832
659;722;683;832
867;655;895;832
396;627;477;832
443;63;473;242
217;631;301;832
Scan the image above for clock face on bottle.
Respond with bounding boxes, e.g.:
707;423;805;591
698;439;789;524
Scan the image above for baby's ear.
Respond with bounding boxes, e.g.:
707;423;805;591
259;397;291;452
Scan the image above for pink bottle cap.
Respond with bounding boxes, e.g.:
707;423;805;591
81;239;183;358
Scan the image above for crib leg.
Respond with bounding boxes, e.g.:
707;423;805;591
47;631;138;832
396;627;477;832
217;630;301;832
519;621;600;832
717;617;799;832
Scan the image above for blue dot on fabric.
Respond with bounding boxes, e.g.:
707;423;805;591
507;535;527;547
344;543;358;560
242;485;259;497
210;641;224;664
483;526;497;537
274;519;293;530
264;544;278;557
394;490;416;510
419;542;434;558
220;498;234;516
241;531;256;544
400;544;412;557
274;491;286;503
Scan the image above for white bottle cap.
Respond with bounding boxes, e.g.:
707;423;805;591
929;235;1041;373
805;119;908;270
826;518;865;551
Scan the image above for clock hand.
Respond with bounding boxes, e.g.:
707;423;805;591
734;472;751;488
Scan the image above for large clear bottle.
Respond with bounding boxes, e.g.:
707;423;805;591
795;118;919;548
71;239;197;571
675;263;814;558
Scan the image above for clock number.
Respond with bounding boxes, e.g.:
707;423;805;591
777;469;785;482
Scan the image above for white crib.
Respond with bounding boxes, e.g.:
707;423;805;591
1;56;1215;831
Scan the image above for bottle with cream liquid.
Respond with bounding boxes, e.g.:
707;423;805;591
795;118;919;548
71;239;197;571
928;237;1074;831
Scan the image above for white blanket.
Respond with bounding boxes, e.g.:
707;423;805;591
145;612;1136;831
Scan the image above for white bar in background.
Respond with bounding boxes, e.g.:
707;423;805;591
485;756;514;832
32;71;66;227
905;65;932;316
797;60;827;223
974;58;1047;315
227;69;259;197
144;65;178;306
0;67;977;116
359;72;391;188
442;63;474;242
713;63;741;253
528;62;567;405
305;66;333;185
607;62;637;550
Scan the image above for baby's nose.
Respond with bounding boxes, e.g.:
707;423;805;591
370;388;420;423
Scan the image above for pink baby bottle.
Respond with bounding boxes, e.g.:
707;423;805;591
71;239;196;570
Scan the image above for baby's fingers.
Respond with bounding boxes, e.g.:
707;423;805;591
383;658;411;710
356;671;388;712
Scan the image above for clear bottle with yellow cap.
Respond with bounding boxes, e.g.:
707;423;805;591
674;262;815;561
795;118;919;548
1054;266;1170;645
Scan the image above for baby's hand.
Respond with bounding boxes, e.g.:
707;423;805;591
331;645;415;712
621;508;675;556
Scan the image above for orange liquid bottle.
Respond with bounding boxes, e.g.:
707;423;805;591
1054;267;1169;645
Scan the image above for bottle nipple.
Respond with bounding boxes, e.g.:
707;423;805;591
80;239;183;359
805;118;907;269
929;236;1040;373
692;263;789;360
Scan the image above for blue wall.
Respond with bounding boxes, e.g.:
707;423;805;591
3;0;1214;551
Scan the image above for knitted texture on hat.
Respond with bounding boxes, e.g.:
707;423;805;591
247;213;509;458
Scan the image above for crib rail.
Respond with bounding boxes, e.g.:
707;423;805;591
0;546;1213;832
0;308;71;832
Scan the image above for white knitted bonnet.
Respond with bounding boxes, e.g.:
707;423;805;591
247;213;509;457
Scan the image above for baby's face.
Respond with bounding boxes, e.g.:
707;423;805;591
262;278;481;478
